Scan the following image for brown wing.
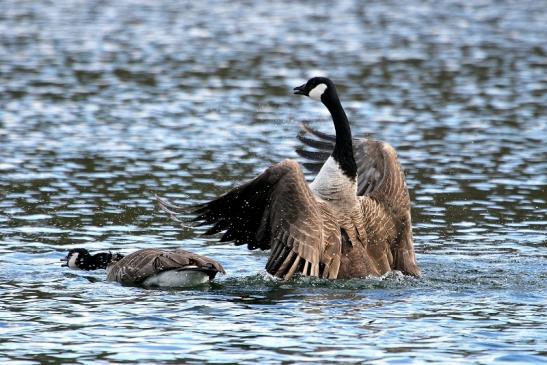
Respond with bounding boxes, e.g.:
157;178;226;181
295;122;336;174
106;249;225;285
354;135;420;276
158;159;341;280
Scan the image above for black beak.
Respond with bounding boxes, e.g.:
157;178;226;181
60;257;68;267
293;84;307;95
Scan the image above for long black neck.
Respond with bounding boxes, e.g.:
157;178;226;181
322;90;357;179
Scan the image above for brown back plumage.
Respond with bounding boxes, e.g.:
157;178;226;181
106;249;225;285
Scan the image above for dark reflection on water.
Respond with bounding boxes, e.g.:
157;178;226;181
0;0;546;363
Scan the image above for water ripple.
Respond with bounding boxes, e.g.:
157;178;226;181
1;0;546;363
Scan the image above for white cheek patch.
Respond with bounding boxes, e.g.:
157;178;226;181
309;83;327;101
68;252;79;269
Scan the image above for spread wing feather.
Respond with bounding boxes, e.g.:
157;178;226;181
158;159;341;280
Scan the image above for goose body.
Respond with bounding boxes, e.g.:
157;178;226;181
106;248;224;288
158;77;420;280
62;248;224;287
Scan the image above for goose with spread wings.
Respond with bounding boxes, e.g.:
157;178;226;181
158;77;420;280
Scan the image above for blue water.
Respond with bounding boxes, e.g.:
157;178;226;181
0;0;546;363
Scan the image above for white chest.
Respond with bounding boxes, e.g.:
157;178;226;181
141;269;211;288
310;157;358;207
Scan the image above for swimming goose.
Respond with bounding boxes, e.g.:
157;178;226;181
61;248;225;287
158;76;420;280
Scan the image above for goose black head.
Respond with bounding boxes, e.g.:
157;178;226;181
293;77;336;102
61;248;122;270
61;248;91;269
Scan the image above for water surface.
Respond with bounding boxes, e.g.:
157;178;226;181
0;0;546;363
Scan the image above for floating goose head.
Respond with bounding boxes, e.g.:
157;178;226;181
61;248;89;269
293;76;335;102
61;248;123;270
